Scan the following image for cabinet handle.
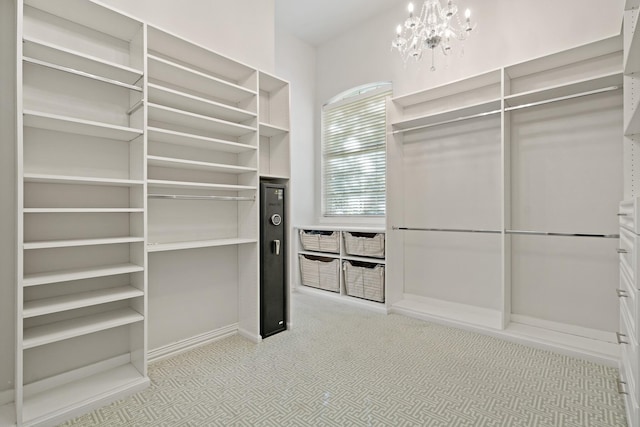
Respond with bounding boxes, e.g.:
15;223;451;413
617;289;629;298
616;332;629;345
618;213;629;217
617;249;629;254
618;379;629;395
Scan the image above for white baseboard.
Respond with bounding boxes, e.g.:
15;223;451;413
389;296;619;367
295;284;389;314
149;324;239;363
237;328;262;344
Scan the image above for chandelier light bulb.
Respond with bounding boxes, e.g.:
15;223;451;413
392;0;475;71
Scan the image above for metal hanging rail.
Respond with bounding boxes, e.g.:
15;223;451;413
504;85;621;112
392;109;502;135
392;226;501;234
505;229;619;239
23;56;143;92
148;194;255;202
393;227;619;239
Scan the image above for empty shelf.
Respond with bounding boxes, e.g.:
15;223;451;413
392;99;502;133
147;155;256;174
259;122;289;137
24;286;144;318
24;173;144;187
24;237;144;250
148;127;256;153
23;263;144;287
148;238;257;252
23;208;144;213
147;179;255;191
23;307;144;349
23;110;143;141
148;103;255;138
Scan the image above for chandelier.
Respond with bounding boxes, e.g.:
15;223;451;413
392;1;474;71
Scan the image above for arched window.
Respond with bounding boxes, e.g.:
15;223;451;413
322;82;392;216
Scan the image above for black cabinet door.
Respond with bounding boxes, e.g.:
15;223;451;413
260;182;286;338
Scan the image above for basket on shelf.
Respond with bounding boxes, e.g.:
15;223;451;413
299;254;340;292
343;260;385;302
343;232;385;258
299;229;340;253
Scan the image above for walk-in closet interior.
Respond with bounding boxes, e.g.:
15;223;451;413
0;0;637;425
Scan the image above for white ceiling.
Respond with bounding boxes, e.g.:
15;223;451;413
275;0;401;46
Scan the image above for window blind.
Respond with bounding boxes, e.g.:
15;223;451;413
322;88;390;216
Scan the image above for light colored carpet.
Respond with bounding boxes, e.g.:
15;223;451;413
62;292;627;426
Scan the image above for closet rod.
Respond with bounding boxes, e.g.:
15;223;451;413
148;194;255;202
392;109;502;135
504;85;620;112
392;226;501;234
23;56;143;92
505;229;619;239
393;227;619;238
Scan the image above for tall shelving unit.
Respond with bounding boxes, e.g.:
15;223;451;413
16;0;149;425
5;1;293;425
619;1;640;425
145;26;262;350
387;35;623;363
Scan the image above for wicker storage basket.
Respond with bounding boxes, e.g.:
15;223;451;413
343;260;385;302
299;254;340;292
343;232;385;258
299;230;340;253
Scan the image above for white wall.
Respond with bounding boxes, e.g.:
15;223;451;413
275;29;316;227
99;0;275;72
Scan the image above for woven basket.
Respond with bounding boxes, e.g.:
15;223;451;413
299;254;340;292
343;232;385;258
343;260;385;302
299;230;340;253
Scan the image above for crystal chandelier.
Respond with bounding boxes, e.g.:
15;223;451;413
392;1;474;71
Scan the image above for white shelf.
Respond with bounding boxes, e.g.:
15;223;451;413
392;69;502;108
625;8;640;74
24;208;144;213
259;71;289;93
259;122;289;137
24;0;142;41
392;99;502;132
342;254;386;264
148;127;256;153
147;26;256;90
147;179;255;191
147;238;257;253
627;0;640;9
260;173;291;180
23;307;144;349
504;72;623;108
24;237;144;250
24;286;144;318
298;250;340;259
147;155;256;174
148;103;255;138
22;363;148;426
148;54;255;105
24;173;144;187
23;37;143;85
23;263;144;287
148;83;256;124
23;110;143;141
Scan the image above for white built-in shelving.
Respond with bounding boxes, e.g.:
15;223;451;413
16;1;148;426
7;2;291;425
620;2;640;426
258;72;291;179
388;35;623;363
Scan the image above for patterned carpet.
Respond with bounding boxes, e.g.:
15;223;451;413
63;293;627;426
